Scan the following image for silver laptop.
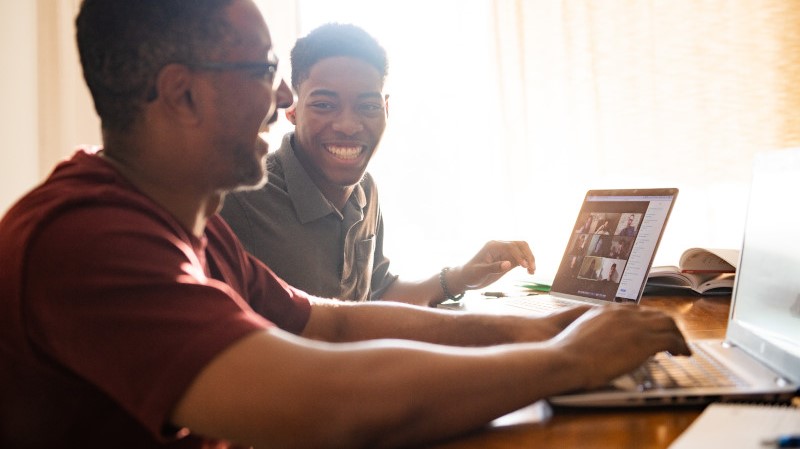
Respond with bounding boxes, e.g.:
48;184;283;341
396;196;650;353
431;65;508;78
453;188;678;315
549;148;800;407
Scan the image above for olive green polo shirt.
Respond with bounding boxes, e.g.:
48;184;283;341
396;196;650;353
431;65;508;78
220;133;397;302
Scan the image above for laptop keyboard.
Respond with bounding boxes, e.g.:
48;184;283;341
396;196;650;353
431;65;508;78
499;300;747;391
614;342;747;391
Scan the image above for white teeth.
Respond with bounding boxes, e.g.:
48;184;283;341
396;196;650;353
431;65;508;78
326;145;362;160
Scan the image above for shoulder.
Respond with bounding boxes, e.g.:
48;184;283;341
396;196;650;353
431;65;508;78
9;152;186;255
33;191;191;258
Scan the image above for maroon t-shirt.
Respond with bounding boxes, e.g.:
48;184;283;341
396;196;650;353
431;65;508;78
0;149;312;448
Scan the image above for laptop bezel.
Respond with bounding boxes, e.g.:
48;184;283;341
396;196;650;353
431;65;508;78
548;187;680;305
723;150;800;386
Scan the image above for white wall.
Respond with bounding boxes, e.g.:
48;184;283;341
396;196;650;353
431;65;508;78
1;1;39;215
0;0;101;216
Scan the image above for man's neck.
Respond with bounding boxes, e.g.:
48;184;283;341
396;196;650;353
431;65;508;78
100;148;220;237
321;184;355;212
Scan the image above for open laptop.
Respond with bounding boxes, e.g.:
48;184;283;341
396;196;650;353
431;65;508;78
549;148;800;407
453;188;678;315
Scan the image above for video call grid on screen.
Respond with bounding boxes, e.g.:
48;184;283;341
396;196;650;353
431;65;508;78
551;193;675;303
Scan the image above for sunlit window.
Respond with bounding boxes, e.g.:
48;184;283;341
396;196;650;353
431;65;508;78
259;0;800;283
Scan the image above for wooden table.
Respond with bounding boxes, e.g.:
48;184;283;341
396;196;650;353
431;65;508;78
427;293;733;449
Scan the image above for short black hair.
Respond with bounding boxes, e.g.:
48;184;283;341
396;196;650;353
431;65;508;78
290;23;388;92
76;0;237;132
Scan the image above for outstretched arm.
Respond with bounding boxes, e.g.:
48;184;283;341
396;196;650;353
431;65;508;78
380;240;536;306
171;305;689;449
301;297;591;345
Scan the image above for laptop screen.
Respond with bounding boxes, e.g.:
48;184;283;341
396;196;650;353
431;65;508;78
727;149;800;383
550;188;678;304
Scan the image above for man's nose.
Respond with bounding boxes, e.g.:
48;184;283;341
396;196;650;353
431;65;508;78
275;79;293;109
331;110;364;135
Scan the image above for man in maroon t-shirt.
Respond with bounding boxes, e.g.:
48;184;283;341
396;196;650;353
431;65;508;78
0;1;689;448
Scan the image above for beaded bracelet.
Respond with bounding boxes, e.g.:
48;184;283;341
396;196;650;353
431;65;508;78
439;267;465;301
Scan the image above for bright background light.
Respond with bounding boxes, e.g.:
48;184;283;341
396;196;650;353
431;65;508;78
257;0;800;285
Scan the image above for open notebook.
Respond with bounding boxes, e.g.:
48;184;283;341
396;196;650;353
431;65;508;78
454;188;678;315
549;148;800;407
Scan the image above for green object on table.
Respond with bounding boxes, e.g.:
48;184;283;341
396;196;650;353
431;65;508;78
517;281;551;292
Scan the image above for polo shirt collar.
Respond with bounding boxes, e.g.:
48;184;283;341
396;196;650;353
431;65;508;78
277;133;367;224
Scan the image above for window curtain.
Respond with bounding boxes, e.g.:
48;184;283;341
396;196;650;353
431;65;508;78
486;0;800;278
285;0;800;281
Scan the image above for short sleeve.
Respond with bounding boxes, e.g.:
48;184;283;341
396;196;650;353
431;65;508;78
205;214;312;335
23;205;270;440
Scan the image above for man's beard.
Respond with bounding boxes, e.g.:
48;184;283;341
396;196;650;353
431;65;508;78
230;140;268;191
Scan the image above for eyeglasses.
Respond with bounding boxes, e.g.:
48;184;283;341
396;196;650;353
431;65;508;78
145;59;280;102
188;60;279;85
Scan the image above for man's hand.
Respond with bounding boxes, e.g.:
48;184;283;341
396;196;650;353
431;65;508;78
551;305;691;390
454;240;536;292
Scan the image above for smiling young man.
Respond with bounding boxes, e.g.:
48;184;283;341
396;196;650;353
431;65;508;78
0;3;690;448
221;24;536;305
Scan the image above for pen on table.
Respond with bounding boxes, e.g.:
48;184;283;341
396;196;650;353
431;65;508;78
762;435;800;448
482;291;506;297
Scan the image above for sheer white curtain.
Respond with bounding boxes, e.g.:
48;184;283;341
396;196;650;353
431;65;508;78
262;0;800;282
484;0;800;279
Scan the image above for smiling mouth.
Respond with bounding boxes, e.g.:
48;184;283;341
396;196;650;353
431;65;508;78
325;145;363;160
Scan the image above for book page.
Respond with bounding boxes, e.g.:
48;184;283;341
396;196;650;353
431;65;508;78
679;248;739;272
647;266;719;289
694;272;735;295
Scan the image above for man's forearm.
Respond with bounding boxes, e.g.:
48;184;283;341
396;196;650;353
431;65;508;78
379;276;444;306
173;329;586;449
321;340;583;449
301;298;566;345
175;305;688;449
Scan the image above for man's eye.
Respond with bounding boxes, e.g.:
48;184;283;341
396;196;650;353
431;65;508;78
310;102;335;110
359;103;384;114
252;68;275;81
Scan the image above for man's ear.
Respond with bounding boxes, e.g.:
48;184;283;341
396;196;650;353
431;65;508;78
285;104;297;124
153;64;201;125
384;94;390;118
